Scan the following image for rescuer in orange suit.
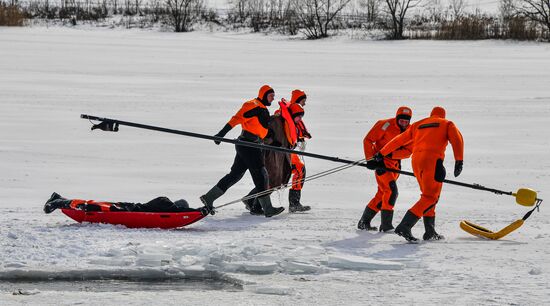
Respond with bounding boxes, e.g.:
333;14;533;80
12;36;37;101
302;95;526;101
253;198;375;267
200;85;285;218
288;89;312;213
358;106;413;232
377;106;464;242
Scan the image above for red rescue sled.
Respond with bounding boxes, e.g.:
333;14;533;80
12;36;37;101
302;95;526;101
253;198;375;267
61;209;206;229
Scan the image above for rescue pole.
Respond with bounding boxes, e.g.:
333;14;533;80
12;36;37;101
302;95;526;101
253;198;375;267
81;114;367;167
81;114;543;207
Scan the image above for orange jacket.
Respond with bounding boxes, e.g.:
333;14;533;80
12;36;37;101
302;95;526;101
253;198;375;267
364;118;412;161
380;107;464;161
278;100;298;146
70;199;112;212
227;98;270;139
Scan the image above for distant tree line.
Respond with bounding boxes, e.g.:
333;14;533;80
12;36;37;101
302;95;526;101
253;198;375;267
1;0;548;41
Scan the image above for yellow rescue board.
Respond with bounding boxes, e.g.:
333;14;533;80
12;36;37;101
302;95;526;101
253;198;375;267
460;219;524;240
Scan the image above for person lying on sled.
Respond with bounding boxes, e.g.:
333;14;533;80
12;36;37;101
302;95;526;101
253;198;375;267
43;192;202;214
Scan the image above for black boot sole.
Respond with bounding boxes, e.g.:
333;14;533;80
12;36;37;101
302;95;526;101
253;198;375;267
358;219;377;231
264;207;285;218
395;228;419;243
423;234;445;241
358;226;378;231
249;207;264;215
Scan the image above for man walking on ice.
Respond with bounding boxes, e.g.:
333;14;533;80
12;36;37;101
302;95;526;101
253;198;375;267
200;85;285;217
288;89;312;213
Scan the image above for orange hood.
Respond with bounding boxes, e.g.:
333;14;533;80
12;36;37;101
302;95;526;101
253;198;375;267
258;85;274;105
290;89;307;104
430;106;446;118
396;106;412;120
289;103;305;118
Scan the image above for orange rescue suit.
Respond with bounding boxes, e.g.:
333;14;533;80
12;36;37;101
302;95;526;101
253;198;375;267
227;98;269;139
290;118;310;191
363;117;412;212
288;92;310;191
380;107;464;218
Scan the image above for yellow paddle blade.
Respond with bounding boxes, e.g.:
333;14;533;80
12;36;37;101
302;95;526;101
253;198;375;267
513;188;538;206
460;219;524;240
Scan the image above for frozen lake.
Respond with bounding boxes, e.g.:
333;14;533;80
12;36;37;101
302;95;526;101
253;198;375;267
1;27;549;305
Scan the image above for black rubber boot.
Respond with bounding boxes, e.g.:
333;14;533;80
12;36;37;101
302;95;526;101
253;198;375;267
257;195;285;218
200;186;224;215
243;189;264;215
249;199;265;215
422;216;445;241
395;210;420;242
243;188;256;211
379;210;395;233
357;207;378;231
43;192;71;214
288;189;311;213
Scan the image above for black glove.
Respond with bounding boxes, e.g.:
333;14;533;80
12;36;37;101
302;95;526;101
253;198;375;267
375;159;387;175
91;121;119;132
454;160;463;177
368;153;386;175
373;152;384;162
214;124;232;145
366;160;378;170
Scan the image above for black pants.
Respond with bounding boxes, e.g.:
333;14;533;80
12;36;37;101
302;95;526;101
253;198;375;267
85;197;198;212
216;139;269;193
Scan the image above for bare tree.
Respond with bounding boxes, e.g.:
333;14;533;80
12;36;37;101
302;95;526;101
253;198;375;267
499;0;515;21
165;0;203;32
230;0;249;22
124;0;131;14
111;0;119;14
383;0;422;39
360;0;380;23
449;0;466;19
135;0;142;15
425;0;443;22
149;0;164;21
248;0;268;31
515;0;550;34
293;0;352;39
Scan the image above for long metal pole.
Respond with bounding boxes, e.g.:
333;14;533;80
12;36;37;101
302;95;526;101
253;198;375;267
80;114;518;196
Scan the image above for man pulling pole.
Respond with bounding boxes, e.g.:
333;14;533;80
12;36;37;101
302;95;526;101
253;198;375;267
359;106;413;232
376;106;464;242
199;85;285;217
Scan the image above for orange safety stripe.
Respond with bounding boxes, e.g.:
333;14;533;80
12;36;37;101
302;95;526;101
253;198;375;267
69;199;113;212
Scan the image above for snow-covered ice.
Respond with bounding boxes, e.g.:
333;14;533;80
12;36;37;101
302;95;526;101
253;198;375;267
1;27;549;305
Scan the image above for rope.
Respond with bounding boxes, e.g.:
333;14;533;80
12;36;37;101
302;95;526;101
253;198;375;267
522;198;543;221
214;158;367;210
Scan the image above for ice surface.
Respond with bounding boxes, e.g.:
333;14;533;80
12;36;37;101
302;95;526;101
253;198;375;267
327;255;404;270
0;27;549;305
